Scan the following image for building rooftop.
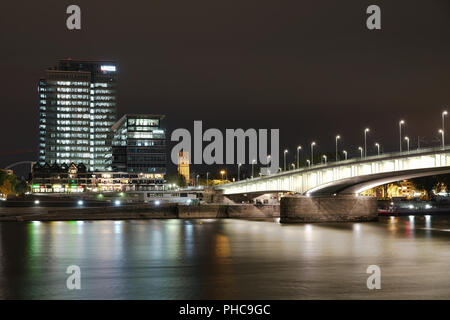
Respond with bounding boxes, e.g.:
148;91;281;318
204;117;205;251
112;114;165;131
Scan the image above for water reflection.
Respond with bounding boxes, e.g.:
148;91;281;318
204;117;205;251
1;216;450;299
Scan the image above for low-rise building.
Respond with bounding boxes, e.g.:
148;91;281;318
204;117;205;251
31;162;164;193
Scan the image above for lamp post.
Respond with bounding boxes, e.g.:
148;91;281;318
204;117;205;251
291;163;295;170
335;135;340;161
220;170;225;182
306;159;311;167
311;142;316;165
251;159;256;178
343;150;347;160
196;174;199;187
322;155;327;164
442;111;448;148
206;172;209;187
399;120;405;152
364;128;370;157
375;143;380;156
237;163;241;181
404;136;410;152
439;129;444;149
283;149;288;171
267;155;271;175
296;146;302;169
358;147;363;159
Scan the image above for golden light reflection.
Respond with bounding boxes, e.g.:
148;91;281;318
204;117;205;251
387;216;398;233
215;234;230;258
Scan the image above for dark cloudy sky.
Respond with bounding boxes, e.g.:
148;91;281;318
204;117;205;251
1;1;450;176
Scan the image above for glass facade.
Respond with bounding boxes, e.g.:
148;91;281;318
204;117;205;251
38;59;117;171
112;115;167;176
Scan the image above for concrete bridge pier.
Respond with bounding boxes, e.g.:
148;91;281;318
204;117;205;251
280;195;378;223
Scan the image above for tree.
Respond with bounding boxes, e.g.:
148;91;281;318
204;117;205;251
0;169;19;198
409;175;450;199
15;180;29;195
0;179;13;199
166;172;187;187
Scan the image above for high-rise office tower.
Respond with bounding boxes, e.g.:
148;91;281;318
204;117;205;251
112;114;167;176
38;59;117;171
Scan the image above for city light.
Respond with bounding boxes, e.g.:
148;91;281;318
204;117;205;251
114;200;121;206
283;149;288;171
364;128;370;157
335;135;340;161
442;110;448;147
77;200;84;206
375;142;380;156
100;65;116;72
399;120;405;152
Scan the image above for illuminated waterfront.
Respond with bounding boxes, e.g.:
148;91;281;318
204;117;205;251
1;216;450;299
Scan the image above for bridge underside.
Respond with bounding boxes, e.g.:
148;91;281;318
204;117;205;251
224;191;290;203
307;166;450;196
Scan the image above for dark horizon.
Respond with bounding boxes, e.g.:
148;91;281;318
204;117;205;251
1;1;450;178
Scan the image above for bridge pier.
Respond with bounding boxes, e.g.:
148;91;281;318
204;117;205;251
280;195;378;223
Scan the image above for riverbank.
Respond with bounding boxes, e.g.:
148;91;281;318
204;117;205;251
0;204;280;222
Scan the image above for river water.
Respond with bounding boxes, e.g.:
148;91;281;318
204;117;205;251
1;216;450;299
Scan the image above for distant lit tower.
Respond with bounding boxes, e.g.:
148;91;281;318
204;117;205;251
38;59;118;171
178;151;190;183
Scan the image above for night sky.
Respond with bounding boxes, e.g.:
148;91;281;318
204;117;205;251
1;1;450;178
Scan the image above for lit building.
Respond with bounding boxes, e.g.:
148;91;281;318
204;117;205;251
38;59;117;171
178;151;190;182
111;114;166;177
362;180;427;199
31;162;164;193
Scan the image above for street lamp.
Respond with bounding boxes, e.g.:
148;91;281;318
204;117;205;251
335;135;340;161
399;120;405;152
306;159;311;167
439;129;444;149
404;136;410;152
311;142;316;165
364;128;370;157
237;163;242;181
442;111;448;148
322;155;327;164
220;170;225;182
358;146;363;159
343;150;347;160
196;174;200;186
296;146;302;169
375;143;380;156
266;155;271;175
206;172;209;187
251;159;256;178
284;149;288;171
291;163;295;170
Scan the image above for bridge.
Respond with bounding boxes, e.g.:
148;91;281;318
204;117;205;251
218;146;450;197
4;161;35;170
